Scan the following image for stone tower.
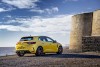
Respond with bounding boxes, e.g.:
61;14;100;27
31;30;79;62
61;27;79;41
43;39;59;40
92;10;100;36
69;13;93;52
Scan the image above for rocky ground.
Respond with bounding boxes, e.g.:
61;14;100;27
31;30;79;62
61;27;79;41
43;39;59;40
0;48;100;67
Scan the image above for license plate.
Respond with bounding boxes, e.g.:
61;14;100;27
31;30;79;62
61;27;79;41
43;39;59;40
18;46;25;49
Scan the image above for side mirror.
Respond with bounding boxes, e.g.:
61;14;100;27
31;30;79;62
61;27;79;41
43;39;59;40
53;40;57;43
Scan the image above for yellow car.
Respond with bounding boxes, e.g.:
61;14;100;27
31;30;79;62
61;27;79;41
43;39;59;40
15;36;63;57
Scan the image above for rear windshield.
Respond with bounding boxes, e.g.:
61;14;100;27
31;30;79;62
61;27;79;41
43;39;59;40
20;37;33;41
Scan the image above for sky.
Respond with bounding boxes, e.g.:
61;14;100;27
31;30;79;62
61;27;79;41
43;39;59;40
0;0;100;47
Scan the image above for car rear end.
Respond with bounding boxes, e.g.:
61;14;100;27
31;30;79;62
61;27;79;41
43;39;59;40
15;36;37;56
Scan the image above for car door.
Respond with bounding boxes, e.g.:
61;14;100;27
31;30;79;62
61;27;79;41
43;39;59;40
46;37;58;52
38;36;51;52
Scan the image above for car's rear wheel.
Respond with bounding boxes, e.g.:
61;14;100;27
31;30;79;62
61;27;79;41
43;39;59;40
17;52;25;57
57;46;63;54
35;47;43;56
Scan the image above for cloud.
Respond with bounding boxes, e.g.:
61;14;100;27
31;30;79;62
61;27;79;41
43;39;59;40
6;15;12;18
2;0;39;9
0;8;12;12
45;7;59;14
30;9;44;14
65;0;78;1
30;7;59;14
0;25;21;31
2;0;58;14
63;0;78;3
0;8;7;12
0;15;72;33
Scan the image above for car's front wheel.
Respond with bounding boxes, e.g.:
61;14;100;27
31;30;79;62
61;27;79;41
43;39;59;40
57;46;63;54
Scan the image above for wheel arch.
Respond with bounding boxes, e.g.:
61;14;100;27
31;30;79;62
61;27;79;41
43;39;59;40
36;46;43;51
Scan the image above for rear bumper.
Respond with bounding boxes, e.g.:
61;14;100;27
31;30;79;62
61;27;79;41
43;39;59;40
16;48;36;54
16;50;32;54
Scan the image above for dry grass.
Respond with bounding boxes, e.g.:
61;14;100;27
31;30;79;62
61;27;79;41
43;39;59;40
0;47;100;67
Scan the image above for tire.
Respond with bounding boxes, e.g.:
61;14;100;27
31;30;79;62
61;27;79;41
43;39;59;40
17;52;24;57
57;46;63;54
35;47;43;56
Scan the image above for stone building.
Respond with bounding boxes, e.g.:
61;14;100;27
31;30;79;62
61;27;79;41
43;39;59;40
69;10;100;52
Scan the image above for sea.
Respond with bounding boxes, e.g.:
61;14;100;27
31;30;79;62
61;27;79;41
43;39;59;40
0;47;16;56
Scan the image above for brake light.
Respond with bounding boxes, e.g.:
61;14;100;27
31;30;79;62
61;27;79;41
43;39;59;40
16;42;20;45
26;42;36;44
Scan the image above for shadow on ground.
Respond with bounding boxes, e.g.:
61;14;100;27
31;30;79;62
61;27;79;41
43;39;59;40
25;53;100;58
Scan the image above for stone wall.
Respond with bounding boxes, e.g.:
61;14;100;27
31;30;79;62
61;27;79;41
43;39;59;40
70;9;100;52
69;13;93;52
92;10;100;36
82;36;100;51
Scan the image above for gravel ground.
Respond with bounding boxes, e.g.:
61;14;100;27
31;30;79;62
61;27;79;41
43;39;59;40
0;48;100;67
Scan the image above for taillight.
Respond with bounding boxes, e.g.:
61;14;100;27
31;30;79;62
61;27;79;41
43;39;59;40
16;42;20;45
26;42;36;44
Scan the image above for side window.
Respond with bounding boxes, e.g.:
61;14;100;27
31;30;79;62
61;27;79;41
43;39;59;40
39;37;46;42
46;37;54;42
20;37;33;41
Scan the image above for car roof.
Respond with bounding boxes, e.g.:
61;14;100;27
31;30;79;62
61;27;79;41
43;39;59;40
21;36;48;38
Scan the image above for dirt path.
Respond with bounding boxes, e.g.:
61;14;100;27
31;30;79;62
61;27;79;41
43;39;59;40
0;49;100;67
